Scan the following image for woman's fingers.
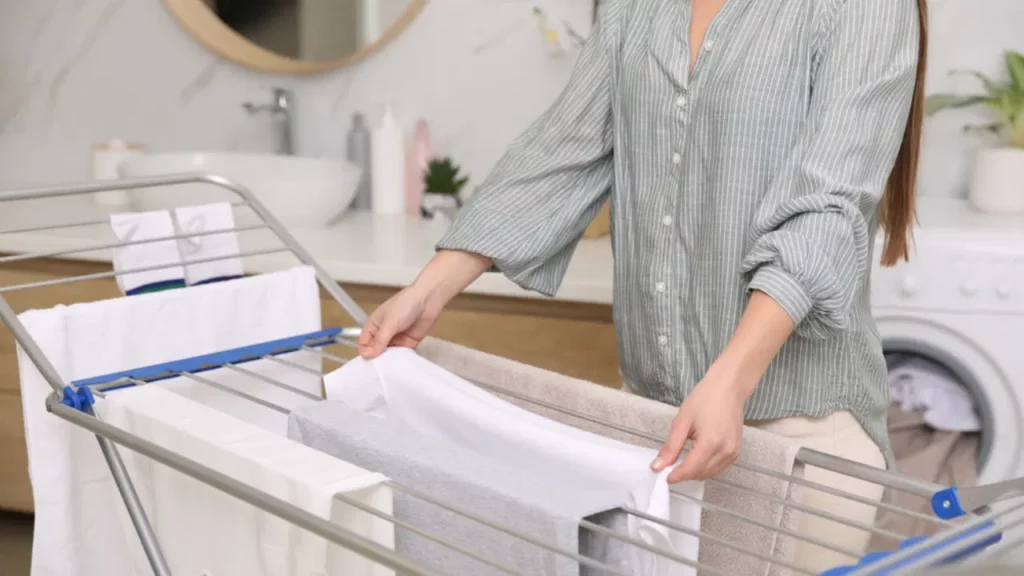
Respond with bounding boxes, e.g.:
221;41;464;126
369;313;404;358
356;316;380;357
705;452;737;479
709;434;742;477
651;414;692;472
667;431;741;483
358;289;434;356
391;334;421;349
667;437;715;483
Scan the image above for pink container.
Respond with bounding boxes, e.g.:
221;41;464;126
405;119;433;216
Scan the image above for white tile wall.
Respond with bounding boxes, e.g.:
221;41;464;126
0;0;1021;199
919;0;1024;200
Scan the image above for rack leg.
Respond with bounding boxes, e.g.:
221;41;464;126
96;431;173;576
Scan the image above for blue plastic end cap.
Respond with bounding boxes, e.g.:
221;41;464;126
61;385;95;412
819;546;899;574
859;551;893;565
932;487;966;519
899;536;930;549
818;567;855;576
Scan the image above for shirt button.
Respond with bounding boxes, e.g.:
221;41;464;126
675;95;687;108
671;152;682;164
662;215;672;226
657;335;668;346
704;38;715;51
655;282;666;293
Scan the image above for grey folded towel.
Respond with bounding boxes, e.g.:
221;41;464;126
418;337;805;576
289;400;644;576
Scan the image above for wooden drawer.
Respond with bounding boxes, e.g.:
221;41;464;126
0;393;33;513
325;285;621;387
0;259;122;395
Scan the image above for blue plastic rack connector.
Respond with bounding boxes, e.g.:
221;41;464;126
71;327;344;392
816;522;1002;575
932;487;966;519
61;385;96;412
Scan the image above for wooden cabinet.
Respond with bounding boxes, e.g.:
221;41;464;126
334;285;621;387
0;258;619;513
0;397;32;513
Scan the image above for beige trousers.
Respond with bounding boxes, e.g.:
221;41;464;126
749;411;886;573
619;385;885;572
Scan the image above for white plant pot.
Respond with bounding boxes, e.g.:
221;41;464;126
421;192;462;224
968;148;1024;215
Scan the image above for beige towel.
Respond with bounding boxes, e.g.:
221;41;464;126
868;405;979;551
418;337;805;576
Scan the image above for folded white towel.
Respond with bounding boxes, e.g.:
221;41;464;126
96;383;395;576
109;210;186;295
173;202;245;286
326;348;704;576
17;304;137;576
16;266;323;576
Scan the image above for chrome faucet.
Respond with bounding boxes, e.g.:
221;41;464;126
243;87;294;155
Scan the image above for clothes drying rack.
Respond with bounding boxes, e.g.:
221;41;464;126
1;174;1022;576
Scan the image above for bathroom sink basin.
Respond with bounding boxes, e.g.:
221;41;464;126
117;152;361;227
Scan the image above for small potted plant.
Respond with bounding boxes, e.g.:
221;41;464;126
926;50;1024;214
421;156;469;223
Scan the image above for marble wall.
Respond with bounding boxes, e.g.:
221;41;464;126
0;0;1021;200
0;0;592;191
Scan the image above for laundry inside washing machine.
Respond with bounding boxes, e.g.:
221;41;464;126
888;353;982;435
867;352;986;550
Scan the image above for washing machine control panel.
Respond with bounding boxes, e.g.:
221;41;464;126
872;237;1024;313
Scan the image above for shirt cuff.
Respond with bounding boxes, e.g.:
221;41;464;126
747;264;814;327
435;232;561;297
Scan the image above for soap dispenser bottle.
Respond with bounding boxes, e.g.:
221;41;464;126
371;104;406;215
346;113;373;211
405;119;432;217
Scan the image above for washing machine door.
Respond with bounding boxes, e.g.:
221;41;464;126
874;312;1023;486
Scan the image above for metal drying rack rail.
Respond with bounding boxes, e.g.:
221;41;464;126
0;174;1022;576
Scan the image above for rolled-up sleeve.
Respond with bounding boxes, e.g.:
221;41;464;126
435;3;618;297
741;0;919;339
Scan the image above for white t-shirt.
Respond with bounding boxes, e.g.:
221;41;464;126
326;347;704;576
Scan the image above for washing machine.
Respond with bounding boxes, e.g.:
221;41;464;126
871;197;1024;488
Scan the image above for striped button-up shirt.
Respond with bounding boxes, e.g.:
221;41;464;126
437;0;919;457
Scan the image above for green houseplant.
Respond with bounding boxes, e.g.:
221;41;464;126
925;50;1024;213
421;157;470;222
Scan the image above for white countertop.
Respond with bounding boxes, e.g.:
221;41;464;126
0;195;616;305
3;194;1018;308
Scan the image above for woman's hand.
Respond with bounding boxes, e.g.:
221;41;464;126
357;286;439;358
651;290;798;482
650;361;750;482
357;249;493;358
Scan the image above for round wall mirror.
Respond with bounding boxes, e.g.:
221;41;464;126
163;0;427;74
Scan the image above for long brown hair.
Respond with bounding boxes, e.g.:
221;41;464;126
879;0;929;267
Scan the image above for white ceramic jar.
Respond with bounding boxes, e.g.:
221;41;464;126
969;148;1024;214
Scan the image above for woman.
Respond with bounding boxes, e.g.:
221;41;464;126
359;0;927;569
